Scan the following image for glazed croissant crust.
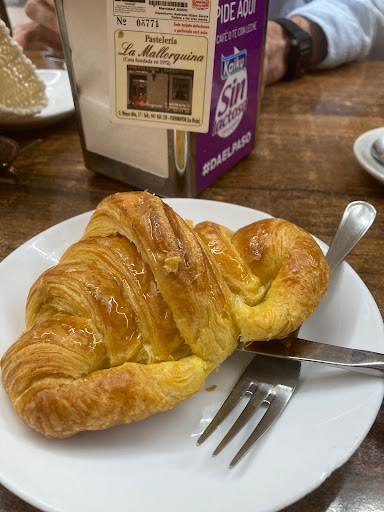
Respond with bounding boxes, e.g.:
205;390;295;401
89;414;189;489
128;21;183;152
1;192;330;438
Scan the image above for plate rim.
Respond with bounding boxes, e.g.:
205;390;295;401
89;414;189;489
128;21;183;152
353;126;384;184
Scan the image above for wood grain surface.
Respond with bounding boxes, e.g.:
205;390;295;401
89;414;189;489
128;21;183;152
0;52;383;512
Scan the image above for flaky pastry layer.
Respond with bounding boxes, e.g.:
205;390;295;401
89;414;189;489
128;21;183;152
1;192;329;437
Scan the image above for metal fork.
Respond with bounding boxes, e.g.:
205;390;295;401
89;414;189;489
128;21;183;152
197;201;376;468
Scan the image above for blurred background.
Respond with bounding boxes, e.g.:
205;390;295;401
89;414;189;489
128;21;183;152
3;0;29;28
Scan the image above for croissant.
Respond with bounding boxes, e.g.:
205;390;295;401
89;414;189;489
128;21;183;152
1;192;330;438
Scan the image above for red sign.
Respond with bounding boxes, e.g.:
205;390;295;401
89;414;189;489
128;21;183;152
192;0;210;8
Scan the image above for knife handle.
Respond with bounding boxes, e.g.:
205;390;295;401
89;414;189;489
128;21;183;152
292;338;384;377
241;337;384;377
304;353;384;377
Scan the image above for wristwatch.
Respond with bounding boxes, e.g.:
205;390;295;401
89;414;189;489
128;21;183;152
273;18;313;81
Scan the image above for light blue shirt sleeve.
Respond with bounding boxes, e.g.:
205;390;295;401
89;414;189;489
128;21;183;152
285;0;384;68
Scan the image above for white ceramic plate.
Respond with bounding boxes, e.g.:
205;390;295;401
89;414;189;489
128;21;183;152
0;70;74;130
354;126;384;184
0;199;383;512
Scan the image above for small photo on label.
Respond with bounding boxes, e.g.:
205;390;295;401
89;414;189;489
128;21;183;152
127;65;194;115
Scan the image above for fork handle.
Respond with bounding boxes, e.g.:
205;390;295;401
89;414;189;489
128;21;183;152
240;336;384;377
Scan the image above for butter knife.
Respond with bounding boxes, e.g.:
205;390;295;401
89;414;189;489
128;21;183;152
238;336;384;377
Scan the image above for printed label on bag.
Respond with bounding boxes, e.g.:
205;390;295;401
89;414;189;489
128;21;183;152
107;0;219;132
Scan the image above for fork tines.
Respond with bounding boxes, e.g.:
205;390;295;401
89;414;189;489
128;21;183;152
197;355;301;468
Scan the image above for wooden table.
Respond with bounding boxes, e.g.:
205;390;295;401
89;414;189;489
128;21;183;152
1;52;383;512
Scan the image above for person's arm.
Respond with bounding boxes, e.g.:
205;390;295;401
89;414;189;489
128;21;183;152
286;0;384;69
264;16;327;85
265;0;384;85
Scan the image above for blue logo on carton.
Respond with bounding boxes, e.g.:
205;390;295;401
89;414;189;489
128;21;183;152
214;47;248;138
221;49;247;80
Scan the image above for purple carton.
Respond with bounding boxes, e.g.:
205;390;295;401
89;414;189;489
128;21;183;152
195;0;267;193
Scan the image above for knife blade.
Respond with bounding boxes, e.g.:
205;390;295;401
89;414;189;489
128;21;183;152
237;336;384;377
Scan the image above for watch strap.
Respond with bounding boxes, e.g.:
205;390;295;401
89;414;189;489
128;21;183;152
273;18;313;80
274;18;311;43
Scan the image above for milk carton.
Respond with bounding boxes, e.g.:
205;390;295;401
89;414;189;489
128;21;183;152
56;0;267;196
